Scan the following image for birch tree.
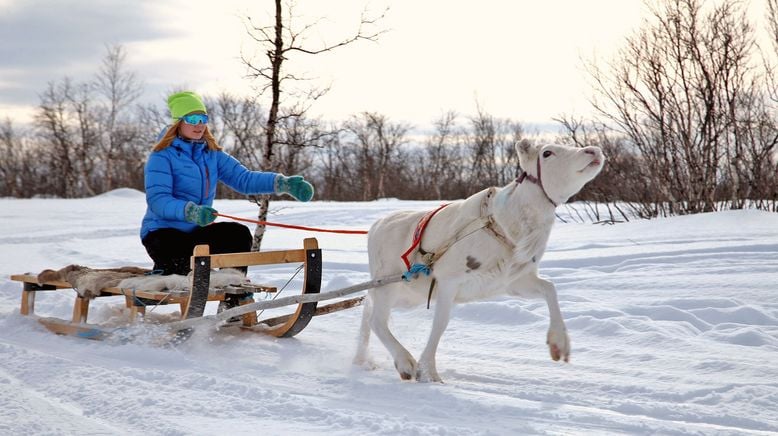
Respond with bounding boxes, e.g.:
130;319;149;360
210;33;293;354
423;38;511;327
241;0;386;250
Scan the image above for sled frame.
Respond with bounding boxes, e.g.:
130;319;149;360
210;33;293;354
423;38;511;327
11;238;324;339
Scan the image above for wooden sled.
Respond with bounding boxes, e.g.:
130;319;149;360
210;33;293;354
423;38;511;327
10;237;361;342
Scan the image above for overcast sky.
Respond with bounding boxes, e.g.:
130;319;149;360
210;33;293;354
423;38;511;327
0;0;661;130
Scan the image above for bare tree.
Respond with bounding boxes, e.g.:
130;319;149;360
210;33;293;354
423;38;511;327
68;81;100;196
314;127;359;201
0;119;24;197
212;92;266;171
555;115;640;222
586;0;776;215
756;0;778;210
416;111;464;200
241;0;387;250
94;44;143;191
32;46;143;198
495;119;524;186
36;78;99;197
467;104;498;190
344;112;409;200
273;109;323;176
464;104;524;192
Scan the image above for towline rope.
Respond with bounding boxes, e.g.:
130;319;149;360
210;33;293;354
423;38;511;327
213;212;368;235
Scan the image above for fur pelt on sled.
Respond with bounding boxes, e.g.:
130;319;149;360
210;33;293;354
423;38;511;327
118;269;249;292
37;265;151;298
36;265;248;298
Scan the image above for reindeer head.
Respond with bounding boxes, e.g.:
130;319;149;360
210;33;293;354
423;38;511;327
516;141;605;205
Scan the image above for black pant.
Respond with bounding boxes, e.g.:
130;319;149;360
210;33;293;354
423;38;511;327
142;222;252;275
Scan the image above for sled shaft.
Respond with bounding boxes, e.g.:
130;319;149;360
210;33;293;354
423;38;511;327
169;274;404;331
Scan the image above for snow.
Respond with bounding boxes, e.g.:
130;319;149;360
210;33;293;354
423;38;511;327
1;191;777;435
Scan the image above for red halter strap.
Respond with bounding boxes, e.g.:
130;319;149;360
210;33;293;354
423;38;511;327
516;157;557;207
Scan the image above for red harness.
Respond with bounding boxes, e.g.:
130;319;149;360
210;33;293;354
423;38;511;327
400;203;449;270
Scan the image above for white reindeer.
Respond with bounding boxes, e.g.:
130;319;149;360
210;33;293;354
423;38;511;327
354;141;605;382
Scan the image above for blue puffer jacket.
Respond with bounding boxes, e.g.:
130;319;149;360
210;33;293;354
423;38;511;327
140;135;277;239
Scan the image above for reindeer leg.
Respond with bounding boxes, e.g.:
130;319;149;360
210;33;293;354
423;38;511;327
416;287;455;383
353;294;374;368
509;273;570;363
540;278;571;363
368;285;417;380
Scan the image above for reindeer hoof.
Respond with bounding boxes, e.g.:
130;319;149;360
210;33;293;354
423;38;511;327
548;343;570;363
547;328;571;363
415;371;443;383
415;361;443;383
352;357;379;371
394;354;418;381
550;343;559;360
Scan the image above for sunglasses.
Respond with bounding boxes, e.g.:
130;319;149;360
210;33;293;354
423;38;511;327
180;113;209;125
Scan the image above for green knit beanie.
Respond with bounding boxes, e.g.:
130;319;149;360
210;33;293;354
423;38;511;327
167;91;207;122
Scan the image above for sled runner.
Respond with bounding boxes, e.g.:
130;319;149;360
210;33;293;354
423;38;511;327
10;238;360;342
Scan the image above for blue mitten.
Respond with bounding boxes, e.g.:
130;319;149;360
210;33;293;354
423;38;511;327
275;175;314;202
184;202;217;226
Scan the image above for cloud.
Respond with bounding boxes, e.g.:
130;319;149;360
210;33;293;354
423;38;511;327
0;0;173;106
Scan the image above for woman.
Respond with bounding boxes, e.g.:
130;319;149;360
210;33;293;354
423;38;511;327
140;91;313;275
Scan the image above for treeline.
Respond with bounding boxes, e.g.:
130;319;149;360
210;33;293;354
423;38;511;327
0;46;535;203
0;92;530;202
2;0;777;219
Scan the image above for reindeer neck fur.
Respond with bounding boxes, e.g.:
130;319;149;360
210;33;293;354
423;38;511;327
491;180;558;263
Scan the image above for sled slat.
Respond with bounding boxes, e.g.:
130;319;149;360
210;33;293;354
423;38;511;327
100;287;190;303
204;249;307;269
10;274;71;288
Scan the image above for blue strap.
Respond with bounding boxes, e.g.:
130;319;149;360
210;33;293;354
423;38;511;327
402;263;431;282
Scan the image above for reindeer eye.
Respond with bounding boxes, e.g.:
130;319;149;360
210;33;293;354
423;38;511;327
542;150;553;158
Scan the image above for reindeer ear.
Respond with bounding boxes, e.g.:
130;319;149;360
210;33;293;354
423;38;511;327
516;139;534;169
516;140;535;161
516;139;532;155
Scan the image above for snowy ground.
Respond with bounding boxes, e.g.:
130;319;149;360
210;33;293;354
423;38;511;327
1;189;776;435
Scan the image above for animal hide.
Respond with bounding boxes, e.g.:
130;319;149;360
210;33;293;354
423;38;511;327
118;268;249;292
37;265;151;298
36;265;249;298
